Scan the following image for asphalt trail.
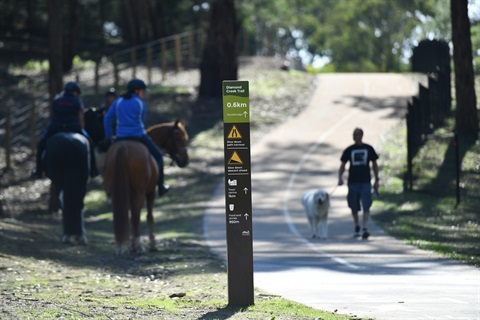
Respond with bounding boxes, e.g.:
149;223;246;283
204;74;479;320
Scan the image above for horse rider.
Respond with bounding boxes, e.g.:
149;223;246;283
103;78;169;196
103;88;117;111
31;81;99;179
84;88;117;146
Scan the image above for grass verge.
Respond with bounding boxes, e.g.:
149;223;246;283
1;65;368;319
372;119;480;267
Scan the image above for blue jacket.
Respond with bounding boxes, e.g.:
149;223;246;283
104;94;146;139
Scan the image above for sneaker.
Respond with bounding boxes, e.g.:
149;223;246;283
362;228;370;239
158;184;170;196
354;226;361;237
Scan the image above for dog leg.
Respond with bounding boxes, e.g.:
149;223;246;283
319;220;328;239
308;216;317;238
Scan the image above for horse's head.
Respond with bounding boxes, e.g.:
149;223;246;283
147;120;189;168
83;106;105;145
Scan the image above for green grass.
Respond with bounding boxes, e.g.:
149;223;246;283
1;67;366;319
372;120;480;267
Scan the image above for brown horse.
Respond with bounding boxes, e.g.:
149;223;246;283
102;120;189;254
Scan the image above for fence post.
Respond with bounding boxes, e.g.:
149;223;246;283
94;61;100;96
113;54;119;92
131;48;137;78
147;42;153;85
175;35;182;73
30;100;37;155
419;84;431;135
5;112;12;170
454;133;461;205
188;33;195;67
161;41;167;81
406;101;413;191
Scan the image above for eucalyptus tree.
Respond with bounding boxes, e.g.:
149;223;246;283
237;0;439;71
47;0;63;104
451;0;478;140
199;0;239;97
314;0;437;72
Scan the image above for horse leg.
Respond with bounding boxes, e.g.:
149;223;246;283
48;183;61;213
130;193;145;253
62;178;88;245
146;192;157;251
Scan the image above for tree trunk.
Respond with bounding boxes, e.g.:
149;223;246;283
124;0;139;45
451;0;479;140
198;0;240;97
63;0;79;73
48;0;64;107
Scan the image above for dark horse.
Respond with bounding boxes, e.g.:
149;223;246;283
45;132;90;245
102;121;189;254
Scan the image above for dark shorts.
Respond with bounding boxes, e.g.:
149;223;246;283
347;183;372;213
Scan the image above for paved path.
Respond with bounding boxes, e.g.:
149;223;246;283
204;74;479;320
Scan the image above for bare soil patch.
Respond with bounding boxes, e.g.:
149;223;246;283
0;57;327;319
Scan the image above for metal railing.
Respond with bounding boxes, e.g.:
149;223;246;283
68;31;206;95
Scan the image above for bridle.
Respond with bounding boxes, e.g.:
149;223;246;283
163;125;187;166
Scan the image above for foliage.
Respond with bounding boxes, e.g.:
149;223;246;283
319;0;437;71
1;0;477;74
471;20;480;74
238;0;443;71
0;61;365;320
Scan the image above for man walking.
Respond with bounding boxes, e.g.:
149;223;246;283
338;128;379;239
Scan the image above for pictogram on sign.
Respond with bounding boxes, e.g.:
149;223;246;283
228;151;243;165
227;125;242;139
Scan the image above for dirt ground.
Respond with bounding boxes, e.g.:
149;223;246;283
0;57;321;319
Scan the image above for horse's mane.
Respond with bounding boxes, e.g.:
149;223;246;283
147;119;186;135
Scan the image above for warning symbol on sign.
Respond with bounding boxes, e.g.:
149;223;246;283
228;151;243;165
227;125;242;139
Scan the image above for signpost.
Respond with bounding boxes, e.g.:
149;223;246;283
222;80;254;306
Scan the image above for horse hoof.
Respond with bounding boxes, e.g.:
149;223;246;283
115;245;129;255
62;235;88;245
75;235;88;245
130;238;145;253
61;235;73;244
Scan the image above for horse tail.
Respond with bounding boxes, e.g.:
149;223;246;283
111;145;131;246
47;133;89;237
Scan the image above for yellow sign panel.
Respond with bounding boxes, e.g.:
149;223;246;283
228;151;243;165
227;125;242;139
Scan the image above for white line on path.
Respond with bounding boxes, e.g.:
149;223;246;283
282;79;371;271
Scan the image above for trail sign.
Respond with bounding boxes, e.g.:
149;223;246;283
222;80;253;306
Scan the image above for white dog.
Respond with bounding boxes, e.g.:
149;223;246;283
301;189;330;239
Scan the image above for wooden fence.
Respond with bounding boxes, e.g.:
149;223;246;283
405;67;452;191
70;30;206;95
0;31;206;171
0;89;50;171
0;27;287;171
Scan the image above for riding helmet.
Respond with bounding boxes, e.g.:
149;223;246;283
64;81;82;95
127;79;148;92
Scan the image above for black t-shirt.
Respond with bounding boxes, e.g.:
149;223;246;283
340;143;378;184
